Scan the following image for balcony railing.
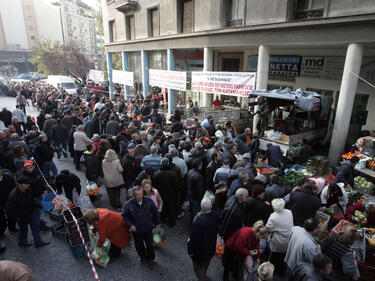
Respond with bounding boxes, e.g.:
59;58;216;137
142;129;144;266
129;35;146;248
113;0;138;13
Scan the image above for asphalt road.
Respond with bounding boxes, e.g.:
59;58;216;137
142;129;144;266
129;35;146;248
0;96;223;281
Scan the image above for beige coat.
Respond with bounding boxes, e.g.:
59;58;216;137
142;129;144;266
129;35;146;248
102;159;124;188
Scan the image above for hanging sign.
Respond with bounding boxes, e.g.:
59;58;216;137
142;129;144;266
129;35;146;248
191;71;256;97
88;69;104;82
112;70;134;86
149;69;187;91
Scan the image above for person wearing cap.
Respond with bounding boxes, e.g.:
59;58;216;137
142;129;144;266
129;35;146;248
5;176;50;248
232;152;252;169
73;125;92;170
122;142;141;189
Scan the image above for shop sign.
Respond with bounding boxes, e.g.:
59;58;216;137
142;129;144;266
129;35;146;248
112;70;134;86
248;55;301;76
149;69;187;91
88;69;104;82
191;71;256;97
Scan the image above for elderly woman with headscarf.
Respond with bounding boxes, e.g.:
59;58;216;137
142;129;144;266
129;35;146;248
102;149;124;209
266;198;293;277
83;208;131;261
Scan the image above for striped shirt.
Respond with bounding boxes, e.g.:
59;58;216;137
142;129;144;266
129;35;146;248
141;154;162;171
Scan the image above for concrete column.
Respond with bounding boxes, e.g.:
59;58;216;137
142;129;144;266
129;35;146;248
121;51;130;101
213;50;219;100
203;47;213;107
141;50;149;98
106;52;114;100
253;45;270;133
167;49;175;115
328;43;363;165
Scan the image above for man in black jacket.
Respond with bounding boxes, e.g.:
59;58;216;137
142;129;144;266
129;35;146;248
51;119;68;159
188;198;220;281
0;107;12;127
334;156;359;188
222;143;237;168
153;158;180;227
186;158;206;224
122;186;160;269
5;176;50;248
122;143;140;189
35;134;58;179
0;168;18;238
288;182;321;227
83;144;100;184
55;170;81;202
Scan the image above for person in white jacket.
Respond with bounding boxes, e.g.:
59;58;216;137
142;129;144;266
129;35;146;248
266;198;293;277
73;125;92;170
320;183;348;213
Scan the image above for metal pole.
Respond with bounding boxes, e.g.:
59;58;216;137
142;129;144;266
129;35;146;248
59;7;65;44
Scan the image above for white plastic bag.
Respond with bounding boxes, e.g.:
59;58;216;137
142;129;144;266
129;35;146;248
72;189;81;207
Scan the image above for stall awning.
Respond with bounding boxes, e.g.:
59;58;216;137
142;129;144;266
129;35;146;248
251;88;322;112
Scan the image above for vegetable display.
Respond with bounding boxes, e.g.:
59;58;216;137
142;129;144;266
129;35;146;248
352;210;367;228
354;176;374;188
281;171;305;188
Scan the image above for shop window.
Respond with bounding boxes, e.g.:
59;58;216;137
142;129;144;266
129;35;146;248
28;16;32;21
226;0;244;27
108;20;115;42
25;5;31;11
177;0;193;33
31;36;35;40
126;15;135;40
148;7;159;37
29;26;33;30
294;0;326;19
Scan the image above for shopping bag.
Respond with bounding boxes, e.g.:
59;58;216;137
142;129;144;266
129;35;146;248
72;189;81;207
90;234;111;268
215;236;225;259
152;227;166;246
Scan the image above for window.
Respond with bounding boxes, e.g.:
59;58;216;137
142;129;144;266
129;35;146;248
31;36;35;40
29;26;33;30
125;15;135;40
108;20;115;42
294;0;325;19
25;5;31;11
28;16;32;21
148;8;159;37
177;0;193;33
226;0;244;26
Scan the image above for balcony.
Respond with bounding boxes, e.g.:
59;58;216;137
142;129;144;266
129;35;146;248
114;0;138;13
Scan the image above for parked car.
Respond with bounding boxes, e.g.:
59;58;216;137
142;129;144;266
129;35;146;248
87;80;122;96
47;75;77;94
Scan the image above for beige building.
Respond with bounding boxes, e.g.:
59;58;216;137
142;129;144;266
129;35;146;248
102;0;375;164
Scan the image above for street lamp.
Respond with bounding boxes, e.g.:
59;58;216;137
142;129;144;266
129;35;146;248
51;2;65;44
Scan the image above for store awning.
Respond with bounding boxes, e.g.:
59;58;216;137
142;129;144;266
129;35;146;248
251;88;322;112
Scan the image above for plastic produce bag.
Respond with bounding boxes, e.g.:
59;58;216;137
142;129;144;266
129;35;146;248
86;182;100;196
215;236;225;259
152;227;166;246
52;194;73;213
90;234;111;268
72;189;81;207
203;190;215;202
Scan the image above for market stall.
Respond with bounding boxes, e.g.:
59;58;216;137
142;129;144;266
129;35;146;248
250;88;333;155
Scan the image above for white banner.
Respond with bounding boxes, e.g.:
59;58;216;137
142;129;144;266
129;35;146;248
191;71;256;97
88;69;104;82
112;70;134;86
149;69;187;91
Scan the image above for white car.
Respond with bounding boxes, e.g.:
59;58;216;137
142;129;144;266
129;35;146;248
47;75;77;94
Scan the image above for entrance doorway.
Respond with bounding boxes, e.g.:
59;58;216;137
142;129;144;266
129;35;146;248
219;53;243;106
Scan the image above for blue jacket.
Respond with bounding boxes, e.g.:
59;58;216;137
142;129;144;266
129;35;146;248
266;144;284;166
122;196;160;234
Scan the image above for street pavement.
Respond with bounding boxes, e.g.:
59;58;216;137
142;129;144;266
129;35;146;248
0;96;223;281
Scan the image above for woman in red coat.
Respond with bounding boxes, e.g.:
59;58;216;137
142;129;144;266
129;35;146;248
84;208;131;260
223;220;268;281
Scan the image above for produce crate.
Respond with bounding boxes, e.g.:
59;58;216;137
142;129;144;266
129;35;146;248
67;236;89;259
330;220;353;237
315;211;330;238
358;262;375;281
48;209;62;221
66;225;90;247
50;220;67;241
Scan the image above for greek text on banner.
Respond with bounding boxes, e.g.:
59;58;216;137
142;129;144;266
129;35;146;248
88;70;104;82
112;70;134;86
149;69;187;91
191;71;256;97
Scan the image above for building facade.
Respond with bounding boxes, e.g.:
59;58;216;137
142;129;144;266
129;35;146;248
102;0;375;163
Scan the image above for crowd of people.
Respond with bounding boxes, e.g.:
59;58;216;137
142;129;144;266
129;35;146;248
0;80;372;281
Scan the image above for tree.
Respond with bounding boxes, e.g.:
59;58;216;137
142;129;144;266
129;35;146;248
29;40;90;83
